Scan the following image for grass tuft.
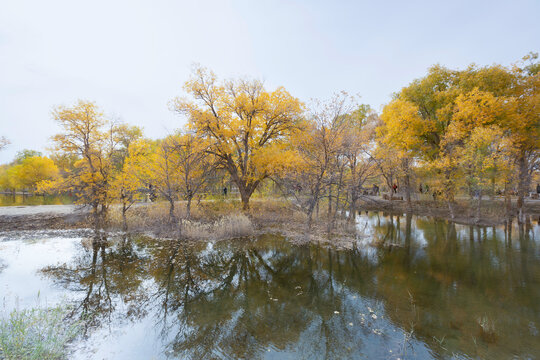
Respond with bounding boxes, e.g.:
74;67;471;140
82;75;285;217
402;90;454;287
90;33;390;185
0;305;81;360
181;213;254;240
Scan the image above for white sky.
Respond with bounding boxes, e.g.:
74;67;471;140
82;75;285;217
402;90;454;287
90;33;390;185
1;0;539;164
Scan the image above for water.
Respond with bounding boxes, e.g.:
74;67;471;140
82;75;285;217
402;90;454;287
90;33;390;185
0;213;539;359
0;193;74;206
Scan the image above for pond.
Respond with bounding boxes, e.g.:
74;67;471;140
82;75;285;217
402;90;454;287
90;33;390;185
0;193;74;206
0;213;539;359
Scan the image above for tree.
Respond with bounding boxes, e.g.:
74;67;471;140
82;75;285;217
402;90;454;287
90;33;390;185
378;56;538;220
126;137;183;224
8;156;58;192
282;93;353;228
505;54;540;220
172;66;303;210
112;124;143;168
110;124;144;231
14;149;42;164
458;126;514;221
44;100;120;227
170;132;215;219
379;99;425;208
338;105;377;221
111;165;142;232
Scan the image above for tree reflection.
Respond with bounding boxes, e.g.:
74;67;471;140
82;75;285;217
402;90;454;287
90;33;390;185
143;237;379;359
41;230;149;329
38;216;540;359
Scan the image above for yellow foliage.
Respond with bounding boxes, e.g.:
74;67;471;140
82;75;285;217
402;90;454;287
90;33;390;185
0;156;58;192
171;66;303;209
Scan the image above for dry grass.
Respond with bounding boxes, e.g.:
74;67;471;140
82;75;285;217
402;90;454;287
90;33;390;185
108;199;366;244
108;202;180;231
477;315;498;343
182;213;254;240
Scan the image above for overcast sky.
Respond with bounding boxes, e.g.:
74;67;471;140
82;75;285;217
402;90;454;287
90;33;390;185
1;0;539;164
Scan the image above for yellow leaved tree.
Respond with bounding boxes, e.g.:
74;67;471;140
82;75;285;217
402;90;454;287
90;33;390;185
41;100;119;227
125;137;181;224
282;93;353;227
378;98;426;207
9;156;58;192
171;66;303;210
170;132;215;219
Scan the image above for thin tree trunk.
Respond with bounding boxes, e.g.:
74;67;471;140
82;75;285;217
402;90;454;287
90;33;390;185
348;188;357;223
335;169;343;220
475;189;482;223
168;198;177;225
122;203;128;232
516;153;528;223
402;158;412;209
186;195;192;219
504;181;512;218
307;182;322;229
447;200;455;220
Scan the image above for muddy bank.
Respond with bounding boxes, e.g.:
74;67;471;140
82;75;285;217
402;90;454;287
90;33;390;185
0;205;88;231
358;197;540;226
1;198;539;239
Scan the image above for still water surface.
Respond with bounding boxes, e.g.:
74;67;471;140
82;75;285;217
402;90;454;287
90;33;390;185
0;193;74;206
0;213;539;359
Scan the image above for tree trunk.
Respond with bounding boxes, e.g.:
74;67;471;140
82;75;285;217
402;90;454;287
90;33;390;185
475;189;482;224
490;173;495;200
327;185;333;221
348;188;357;223
307;183;322;229
186;196;192;219
92;203;100;229
122;203;128;232
335;170;343;220
404;173;411;208
447;200;455;220
402;158;412;209
504;181;512;218
236;181;257;211
240;191;250;210
168;198;177;225
516;153;528;223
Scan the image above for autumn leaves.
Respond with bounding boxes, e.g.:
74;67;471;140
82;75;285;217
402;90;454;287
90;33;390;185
1;54;538;229
378;55;539;219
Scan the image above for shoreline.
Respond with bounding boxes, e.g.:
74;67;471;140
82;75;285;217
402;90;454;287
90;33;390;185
1;198;539;236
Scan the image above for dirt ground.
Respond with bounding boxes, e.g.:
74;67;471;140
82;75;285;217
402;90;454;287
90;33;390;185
0;205;88;231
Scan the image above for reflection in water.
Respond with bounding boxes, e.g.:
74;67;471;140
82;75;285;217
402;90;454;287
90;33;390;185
0;193;74;206
21;213;540;359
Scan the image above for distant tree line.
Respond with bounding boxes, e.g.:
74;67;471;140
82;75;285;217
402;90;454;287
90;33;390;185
0;53;538;228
